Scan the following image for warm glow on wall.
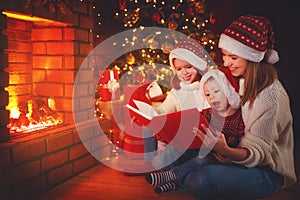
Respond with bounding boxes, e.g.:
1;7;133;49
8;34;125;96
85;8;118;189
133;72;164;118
2;10;71;26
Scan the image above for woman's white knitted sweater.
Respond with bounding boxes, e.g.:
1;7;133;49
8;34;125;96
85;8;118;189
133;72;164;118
234;80;297;187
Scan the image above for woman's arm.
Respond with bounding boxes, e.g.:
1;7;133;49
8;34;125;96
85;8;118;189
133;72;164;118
193;126;250;162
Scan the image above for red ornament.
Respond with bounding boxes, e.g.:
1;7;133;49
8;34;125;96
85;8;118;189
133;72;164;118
210;17;217;24
152;12;161;22
119;0;126;10
210;13;217;24
188;5;195;15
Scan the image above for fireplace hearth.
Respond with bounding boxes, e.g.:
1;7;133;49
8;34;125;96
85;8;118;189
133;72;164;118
0;1;114;200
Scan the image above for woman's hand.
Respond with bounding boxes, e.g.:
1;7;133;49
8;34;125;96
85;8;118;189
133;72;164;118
193;123;250;162
214;152;232;164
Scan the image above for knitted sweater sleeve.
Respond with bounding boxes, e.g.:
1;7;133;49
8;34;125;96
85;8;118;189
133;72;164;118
234;81;292;168
236;81;297;187
234;96;275;167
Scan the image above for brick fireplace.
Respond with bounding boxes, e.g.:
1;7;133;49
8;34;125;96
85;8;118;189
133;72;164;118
0;1;113;199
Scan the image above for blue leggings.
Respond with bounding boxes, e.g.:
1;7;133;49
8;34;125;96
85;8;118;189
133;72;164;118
184;164;284;200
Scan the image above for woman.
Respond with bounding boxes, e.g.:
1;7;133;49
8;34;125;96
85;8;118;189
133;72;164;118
185;15;297;199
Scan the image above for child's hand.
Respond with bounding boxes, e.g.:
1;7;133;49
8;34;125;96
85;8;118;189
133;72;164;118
193;124;219;149
193;124;229;154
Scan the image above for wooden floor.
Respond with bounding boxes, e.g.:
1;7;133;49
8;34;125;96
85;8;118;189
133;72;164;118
35;144;300;200
34;157;195;200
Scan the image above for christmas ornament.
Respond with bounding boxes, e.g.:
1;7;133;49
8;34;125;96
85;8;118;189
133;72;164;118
161;41;173;54
152;12;161;22
126;53;136;65
168;20;178;30
195;1;206;14
119;0;126;11
188;5;195;15
147;38;159;50
210;13;217;24
131;12;140;24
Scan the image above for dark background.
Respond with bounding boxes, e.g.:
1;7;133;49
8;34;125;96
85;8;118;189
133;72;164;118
97;0;299;142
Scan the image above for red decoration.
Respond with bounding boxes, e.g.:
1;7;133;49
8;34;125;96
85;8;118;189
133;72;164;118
122;83;152;159
210;17;217;24
210;13;217;24
98;70;120;101
124;83;151;126
188;5;195;15
119;0;126;10
152;12;161;22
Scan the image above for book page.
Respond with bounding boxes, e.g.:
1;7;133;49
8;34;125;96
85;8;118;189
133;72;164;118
125;103;152;120
133;100;158;118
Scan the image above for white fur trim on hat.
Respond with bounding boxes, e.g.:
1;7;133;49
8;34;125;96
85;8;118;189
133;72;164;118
169;48;207;75
219;34;280;64
218;34;265;63
199;69;241;109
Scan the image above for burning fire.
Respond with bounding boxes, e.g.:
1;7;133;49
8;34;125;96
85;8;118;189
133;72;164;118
7;97;63;133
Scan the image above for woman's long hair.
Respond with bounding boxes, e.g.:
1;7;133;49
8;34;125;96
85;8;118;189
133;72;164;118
241;61;278;106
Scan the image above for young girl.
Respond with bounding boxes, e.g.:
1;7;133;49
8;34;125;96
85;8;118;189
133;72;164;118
145;67;245;193
185;15;297;199
143;38;211;170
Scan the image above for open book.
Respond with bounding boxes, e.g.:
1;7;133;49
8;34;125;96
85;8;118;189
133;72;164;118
125;100;159;121
125;100;210;150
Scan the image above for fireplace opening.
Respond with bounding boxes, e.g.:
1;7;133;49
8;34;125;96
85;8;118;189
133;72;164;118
7;97;63;135
2;10;76;138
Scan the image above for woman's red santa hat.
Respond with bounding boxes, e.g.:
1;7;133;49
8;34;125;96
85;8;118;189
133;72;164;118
218;15;279;64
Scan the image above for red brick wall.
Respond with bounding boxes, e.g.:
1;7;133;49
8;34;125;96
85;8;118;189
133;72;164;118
0;119;111;200
4;18;33;107
0;0;95;141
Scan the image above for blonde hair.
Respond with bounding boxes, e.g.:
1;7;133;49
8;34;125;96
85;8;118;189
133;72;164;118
241;61;278;106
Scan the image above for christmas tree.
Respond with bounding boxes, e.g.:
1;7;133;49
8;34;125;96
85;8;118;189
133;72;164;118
95;0;218;88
